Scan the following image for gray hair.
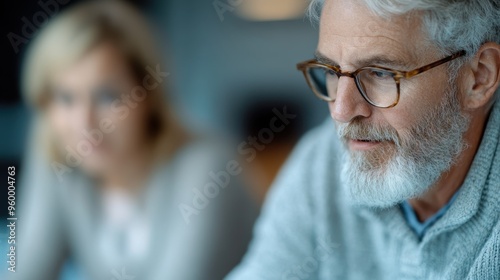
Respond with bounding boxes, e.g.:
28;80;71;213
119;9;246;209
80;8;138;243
308;0;500;56
308;0;500;98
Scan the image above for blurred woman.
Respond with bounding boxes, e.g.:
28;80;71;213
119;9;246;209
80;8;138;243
11;1;258;279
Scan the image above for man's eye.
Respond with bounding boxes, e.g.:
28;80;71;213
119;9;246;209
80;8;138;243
368;69;392;79
325;69;337;76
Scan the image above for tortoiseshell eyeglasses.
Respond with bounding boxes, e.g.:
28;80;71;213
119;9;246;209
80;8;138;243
296;50;466;108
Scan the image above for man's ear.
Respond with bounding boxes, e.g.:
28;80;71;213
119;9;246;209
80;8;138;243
463;42;500;110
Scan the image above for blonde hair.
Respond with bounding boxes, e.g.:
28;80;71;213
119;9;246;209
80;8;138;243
22;0;186;164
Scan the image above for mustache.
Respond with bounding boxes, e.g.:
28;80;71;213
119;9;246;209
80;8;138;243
336;118;401;146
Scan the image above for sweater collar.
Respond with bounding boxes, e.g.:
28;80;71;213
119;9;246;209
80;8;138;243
425;99;500;239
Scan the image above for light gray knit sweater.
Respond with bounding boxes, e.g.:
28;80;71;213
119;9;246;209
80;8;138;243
227;100;500;280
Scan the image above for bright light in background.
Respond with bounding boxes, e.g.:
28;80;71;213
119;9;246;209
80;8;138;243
236;0;309;21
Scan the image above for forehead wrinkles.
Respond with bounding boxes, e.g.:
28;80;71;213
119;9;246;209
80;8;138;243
318;0;426;67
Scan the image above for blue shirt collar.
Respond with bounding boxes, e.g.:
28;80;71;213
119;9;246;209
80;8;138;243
400;189;461;240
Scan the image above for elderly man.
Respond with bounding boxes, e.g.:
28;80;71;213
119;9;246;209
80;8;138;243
227;0;500;279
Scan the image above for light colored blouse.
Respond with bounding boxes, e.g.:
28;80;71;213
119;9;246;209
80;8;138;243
10;139;259;280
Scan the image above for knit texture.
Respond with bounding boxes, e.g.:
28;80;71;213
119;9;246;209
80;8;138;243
227;101;500;280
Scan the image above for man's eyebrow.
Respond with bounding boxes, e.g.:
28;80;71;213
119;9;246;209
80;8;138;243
314;50;413;70
314;51;339;67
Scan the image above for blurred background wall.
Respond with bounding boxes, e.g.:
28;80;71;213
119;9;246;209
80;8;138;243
0;0;328;220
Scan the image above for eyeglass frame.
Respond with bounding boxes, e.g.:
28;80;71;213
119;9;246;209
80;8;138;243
296;50;466;108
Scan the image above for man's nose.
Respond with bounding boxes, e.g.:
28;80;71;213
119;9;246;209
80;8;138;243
328;76;371;123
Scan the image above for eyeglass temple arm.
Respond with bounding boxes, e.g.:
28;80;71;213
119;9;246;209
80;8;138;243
403;50;466;79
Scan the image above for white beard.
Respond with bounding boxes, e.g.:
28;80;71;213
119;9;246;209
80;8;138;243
338;86;470;208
